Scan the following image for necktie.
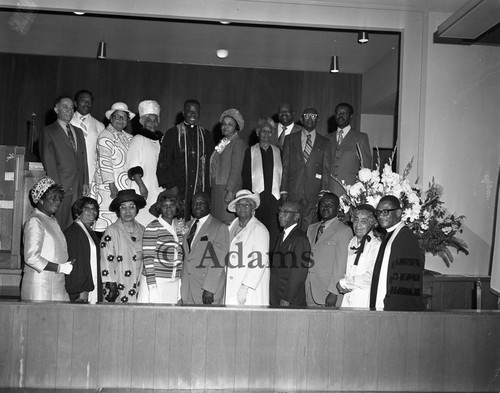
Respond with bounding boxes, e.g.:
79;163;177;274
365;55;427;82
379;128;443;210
369;231;393;308
278;125;286;148
80;116;88;136
315;221;325;243
304;134;312;163
337;129;344;145
186;219;199;251
66;123;77;152
352;234;371;266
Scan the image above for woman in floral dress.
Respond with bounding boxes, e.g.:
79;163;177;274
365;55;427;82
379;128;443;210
101;189;146;303
92;102;135;232
209;108;246;224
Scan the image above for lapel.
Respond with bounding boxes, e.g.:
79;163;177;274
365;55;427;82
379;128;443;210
280;225;299;252
339;128;357;147
192;215;212;248
317;219;340;243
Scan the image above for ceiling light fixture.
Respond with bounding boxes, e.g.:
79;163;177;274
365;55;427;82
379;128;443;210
358;31;369;44
73;11;85;15
217;49;229;59
97;41;106;60
330;55;339;73
220;20;231;25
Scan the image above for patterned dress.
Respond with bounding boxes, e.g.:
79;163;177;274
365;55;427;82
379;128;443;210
92;124;133;231
100;219;145;303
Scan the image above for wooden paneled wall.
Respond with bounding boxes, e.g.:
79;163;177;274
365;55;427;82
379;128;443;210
1;303;499;391
0;53;361;150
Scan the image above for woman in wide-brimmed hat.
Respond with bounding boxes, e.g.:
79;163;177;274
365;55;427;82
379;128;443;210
100;189;146;303
137;188;186;304
224;189;270;306
209;108;247;224
21;176;74;301
92;102;136;232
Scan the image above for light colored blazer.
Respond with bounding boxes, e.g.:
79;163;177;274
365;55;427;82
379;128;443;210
225;216;270;306
306;218;352;306
70;112;105;187
181;214;229;305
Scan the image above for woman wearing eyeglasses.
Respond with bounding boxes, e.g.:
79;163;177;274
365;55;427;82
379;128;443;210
225;189;270;306
100;189;146;303
337;204;381;308
210;108;247;224
92;102;136;232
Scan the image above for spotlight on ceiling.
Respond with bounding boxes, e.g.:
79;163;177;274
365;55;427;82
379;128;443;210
97;41;106;60
358;31;369;44
330;56;339;73
217;49;229;59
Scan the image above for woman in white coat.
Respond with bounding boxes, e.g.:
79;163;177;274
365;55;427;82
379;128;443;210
225;189;270;306
337;204;381;308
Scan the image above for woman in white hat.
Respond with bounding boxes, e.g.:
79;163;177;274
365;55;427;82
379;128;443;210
225;189;270;306
92;102;135;232
126;100;164;227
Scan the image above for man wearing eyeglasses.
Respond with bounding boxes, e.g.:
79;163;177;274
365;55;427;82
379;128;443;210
281;107;330;230
322;103;372;197
370;195;424;311
269;202;310;307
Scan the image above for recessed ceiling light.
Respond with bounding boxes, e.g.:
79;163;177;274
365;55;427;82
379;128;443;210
220;20;231;25
73;11;85;15
217;49;229;58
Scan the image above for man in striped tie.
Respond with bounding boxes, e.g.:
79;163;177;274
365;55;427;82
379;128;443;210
281;107;330;230
70;90;105;189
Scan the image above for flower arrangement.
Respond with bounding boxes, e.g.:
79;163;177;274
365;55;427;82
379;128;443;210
336;155;468;267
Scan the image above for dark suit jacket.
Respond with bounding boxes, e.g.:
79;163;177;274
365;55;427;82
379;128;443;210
40;121;88;197
270;225;310;307
181;214;229;305
271;123;302;150
281;130;330;203
322;129;372;196
64;222;102;302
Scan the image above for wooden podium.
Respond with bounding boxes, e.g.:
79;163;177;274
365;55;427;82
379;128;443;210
0;145;44;298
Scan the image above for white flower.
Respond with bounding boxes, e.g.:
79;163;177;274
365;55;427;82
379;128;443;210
366;195;381;208
442;226;453;235
214;137;230;154
358;168;372;183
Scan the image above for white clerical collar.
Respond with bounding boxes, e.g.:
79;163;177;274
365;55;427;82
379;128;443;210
386;221;403;233
283;223;298;241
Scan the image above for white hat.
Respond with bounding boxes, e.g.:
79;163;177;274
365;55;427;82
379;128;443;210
227;189;260;212
138;100;161;121
105;102;136;120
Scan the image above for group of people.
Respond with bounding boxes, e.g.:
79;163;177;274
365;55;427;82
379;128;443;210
20;91;424;310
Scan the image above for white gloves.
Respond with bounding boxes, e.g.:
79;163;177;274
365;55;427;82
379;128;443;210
58;261;74;275
237;284;249;305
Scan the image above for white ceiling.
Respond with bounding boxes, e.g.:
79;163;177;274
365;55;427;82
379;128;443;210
0;10;400;74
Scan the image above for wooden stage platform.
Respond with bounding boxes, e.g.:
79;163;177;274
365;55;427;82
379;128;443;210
1;303;499;392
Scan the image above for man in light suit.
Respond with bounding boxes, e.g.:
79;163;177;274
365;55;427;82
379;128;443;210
322;103;372;196
281;107;330;230
181;192;229;305
70;89;105;188
270;201;310;307
39;95;89;230
306;192;352;307
271;102;302;149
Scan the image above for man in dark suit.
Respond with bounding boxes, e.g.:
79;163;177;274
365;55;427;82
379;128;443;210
323;103;372;196
370;195;424;311
39;95;89;230
271;102;302;149
181;192;229;305
281;107;330;230
306;192;352;307
270;201;310;307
